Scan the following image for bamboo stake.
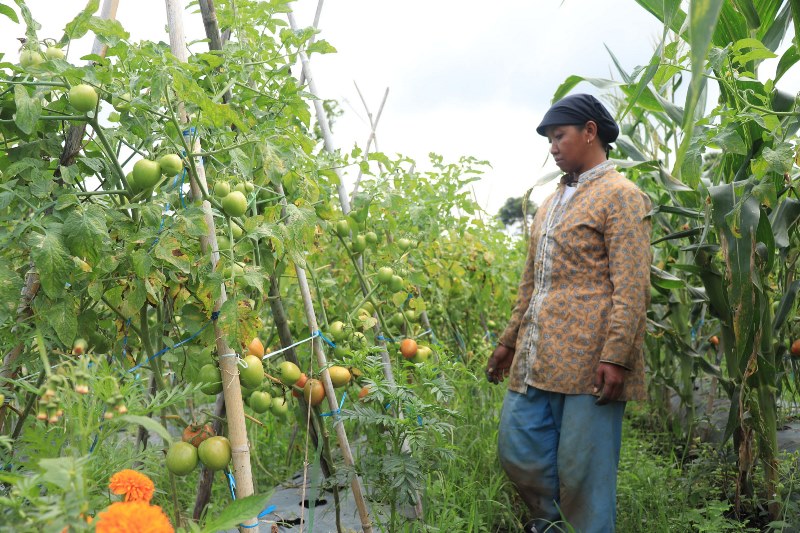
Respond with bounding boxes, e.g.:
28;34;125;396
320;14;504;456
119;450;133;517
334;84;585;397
276;184;374;533
350;84;389;200
90;0;119;57
163;1;256;530
287;7;425;518
287;8;398;387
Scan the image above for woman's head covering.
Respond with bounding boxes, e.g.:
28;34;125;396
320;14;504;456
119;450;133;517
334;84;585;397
536;93;619;144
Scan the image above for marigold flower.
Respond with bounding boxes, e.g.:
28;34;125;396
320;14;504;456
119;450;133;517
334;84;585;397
108;469;155;503
95;501;174;533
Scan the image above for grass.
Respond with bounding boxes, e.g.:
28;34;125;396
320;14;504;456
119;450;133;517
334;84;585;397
408;379;798;533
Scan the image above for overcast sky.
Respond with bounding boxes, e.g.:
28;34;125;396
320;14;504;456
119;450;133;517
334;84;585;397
2;1;796;215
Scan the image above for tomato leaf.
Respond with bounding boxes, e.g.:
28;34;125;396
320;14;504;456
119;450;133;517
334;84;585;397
46;295;78;346
63;204;109;263
120;279;146;319
13;85;40;135
154;235;192;274
201;492;274;533
116;415;173;445
63;0;100;40
29;228;71;299
0;3;18;23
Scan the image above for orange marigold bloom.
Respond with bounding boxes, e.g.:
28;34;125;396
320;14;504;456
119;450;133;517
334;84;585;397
108;469;155;503
95;501;174;533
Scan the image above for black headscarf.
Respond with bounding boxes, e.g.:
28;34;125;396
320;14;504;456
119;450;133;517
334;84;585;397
536;93;619;144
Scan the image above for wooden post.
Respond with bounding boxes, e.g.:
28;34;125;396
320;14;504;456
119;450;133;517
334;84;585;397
163;1;256;530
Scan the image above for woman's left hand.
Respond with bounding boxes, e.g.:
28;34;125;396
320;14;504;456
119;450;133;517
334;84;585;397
593;362;626;405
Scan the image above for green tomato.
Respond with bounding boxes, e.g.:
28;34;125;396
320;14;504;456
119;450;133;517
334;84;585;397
126;172;141;194
389;312;405;328
377;267;394;285
365;231;378;246
198;364;222;395
389;275;404;292
270;396;289;418
216;234;231;251
222;191;248;217
397;238;413;251
132;159;162;189
166;441;199;476
45;46;65;61
214;181;231;198
19;50;44;68
69;84;99;113
198;436;231;471
113;93;132;112
159;154;183;175
351;235;367;253
329;321;347;343
239;355;264;389
278;361;301;386
412;345;432;364
335;220;350;237
249;391;272;414
233;182;248;194
230;220;243;239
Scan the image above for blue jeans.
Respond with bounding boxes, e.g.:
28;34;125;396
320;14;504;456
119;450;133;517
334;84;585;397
498;387;625;533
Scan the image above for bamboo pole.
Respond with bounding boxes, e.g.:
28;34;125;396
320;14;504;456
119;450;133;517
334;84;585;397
350;84;389;200
163;1;256;530
287;7;426;518
287;8;399;387
277;184;374;533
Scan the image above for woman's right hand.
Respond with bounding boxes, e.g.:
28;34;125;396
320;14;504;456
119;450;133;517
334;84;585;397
485;343;515;384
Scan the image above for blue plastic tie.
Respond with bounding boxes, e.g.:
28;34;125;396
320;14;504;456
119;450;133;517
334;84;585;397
127;314;217;373
238;503;276;528
316;330;336;348
417;415;423;426
399;293;414;310
226;469;236;500
376;335;395;343
258;505;277;518
320;391;347;418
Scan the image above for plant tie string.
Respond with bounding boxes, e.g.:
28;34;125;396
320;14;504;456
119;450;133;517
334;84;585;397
261;331;325;360
376;335;395;343
320;391;347;422
127;311;220;373
399;292;414;310
316;330;336;348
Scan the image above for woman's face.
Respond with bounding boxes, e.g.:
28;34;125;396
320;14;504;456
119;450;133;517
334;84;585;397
545;124;592;175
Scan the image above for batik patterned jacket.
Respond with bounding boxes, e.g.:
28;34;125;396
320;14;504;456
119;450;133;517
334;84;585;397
498;161;651;401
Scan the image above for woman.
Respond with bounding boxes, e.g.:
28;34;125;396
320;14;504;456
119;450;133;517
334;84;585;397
485;93;651;533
